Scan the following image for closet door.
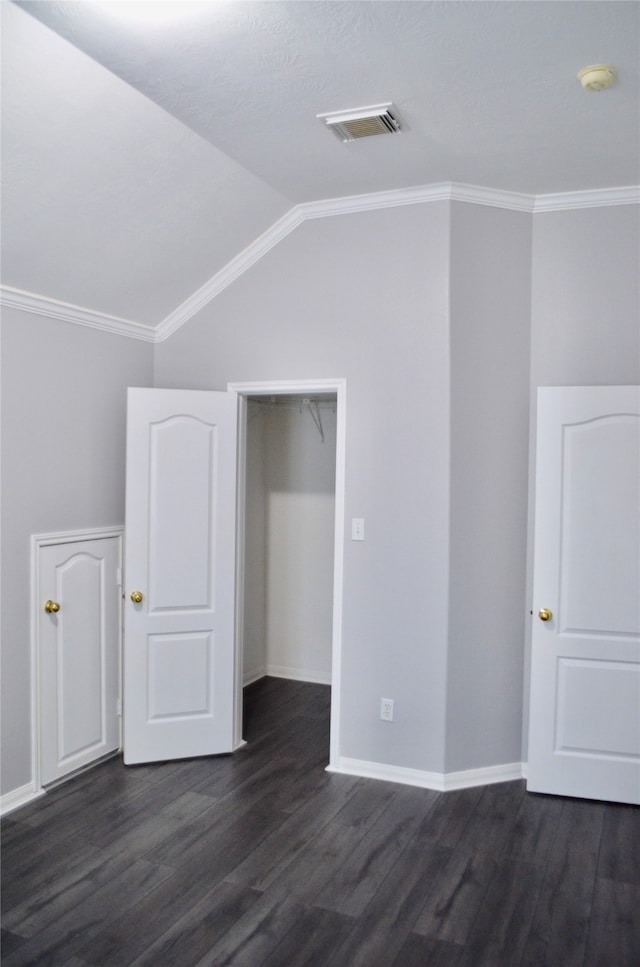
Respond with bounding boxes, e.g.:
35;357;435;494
38;532;121;786
123;388;238;764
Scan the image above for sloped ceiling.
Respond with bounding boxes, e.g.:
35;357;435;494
1;1;639;333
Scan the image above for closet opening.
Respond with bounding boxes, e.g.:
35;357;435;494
229;380;346;770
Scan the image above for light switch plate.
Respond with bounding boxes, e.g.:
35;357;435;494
352;518;365;541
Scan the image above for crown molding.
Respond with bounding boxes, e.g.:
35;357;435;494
3;182;638;343
299;182;455;218
156;206;305;341
311;181;640;215
300;181;538;216
533;184;640;212
449;183;535;211
0;286;156;342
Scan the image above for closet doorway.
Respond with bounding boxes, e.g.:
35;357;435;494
229;380;346;769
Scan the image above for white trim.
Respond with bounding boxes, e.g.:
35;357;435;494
443;761;526;791
31;525;124;548
328;758;446;791
533;185;640;212
228;378;347;772
328;757;525;792
0;286;156;342
299;181;457;218
243;667;267;687
265;664;332;686
232;392;249;748
30;526;124;798
5;182;637;343
156;207;306;341
229;377;346;396
449;183;535;212
0;782;45;818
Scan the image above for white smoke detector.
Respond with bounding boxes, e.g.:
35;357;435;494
577;64;618;91
317;103;402;142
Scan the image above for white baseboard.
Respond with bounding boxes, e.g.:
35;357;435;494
0;781;45;817
443;761;526;791
244;664;332;687
327;757;525;792
243;666;267;687
265;664;332;686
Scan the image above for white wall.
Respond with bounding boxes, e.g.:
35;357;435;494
521;203;640;760
243;401;336;685
446;202;532;772
0;310;154;795
154;202;453;774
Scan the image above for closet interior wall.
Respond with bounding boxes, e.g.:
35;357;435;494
243;398;337;686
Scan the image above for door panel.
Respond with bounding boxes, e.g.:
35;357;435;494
39;535;121;786
147;632;213;719
555;658;639;755
527;386;640;804
148;416;217;610
123;388;238;765
559;416;639;634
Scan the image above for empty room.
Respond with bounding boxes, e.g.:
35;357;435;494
1;2;639;964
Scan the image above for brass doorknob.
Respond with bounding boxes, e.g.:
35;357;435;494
538;608;553;622
130;590;144;604
44;600;60;614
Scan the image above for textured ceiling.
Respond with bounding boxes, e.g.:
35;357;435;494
2;0;639;329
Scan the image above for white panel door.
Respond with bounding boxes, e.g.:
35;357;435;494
123;388;238;765
39;534;121;786
528;386;640;804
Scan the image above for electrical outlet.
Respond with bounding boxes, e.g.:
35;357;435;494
380;697;394;722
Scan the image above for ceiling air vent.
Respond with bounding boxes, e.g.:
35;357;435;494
317;103;402;142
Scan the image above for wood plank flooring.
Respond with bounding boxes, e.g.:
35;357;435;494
2;677;638;966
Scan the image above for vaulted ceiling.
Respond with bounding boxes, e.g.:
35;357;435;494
2;1;638;334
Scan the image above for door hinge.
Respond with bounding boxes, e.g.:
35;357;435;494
116;698;122;717
116;567;123;588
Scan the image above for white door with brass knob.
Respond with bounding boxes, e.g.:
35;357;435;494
528;386;640;804
123;388;238;764
36;530;122;786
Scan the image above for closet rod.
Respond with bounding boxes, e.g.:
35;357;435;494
248;396;333;442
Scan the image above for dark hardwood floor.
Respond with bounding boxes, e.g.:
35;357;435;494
2;677;638;966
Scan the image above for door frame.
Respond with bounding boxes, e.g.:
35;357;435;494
30;525;123;794
228;378;346;770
